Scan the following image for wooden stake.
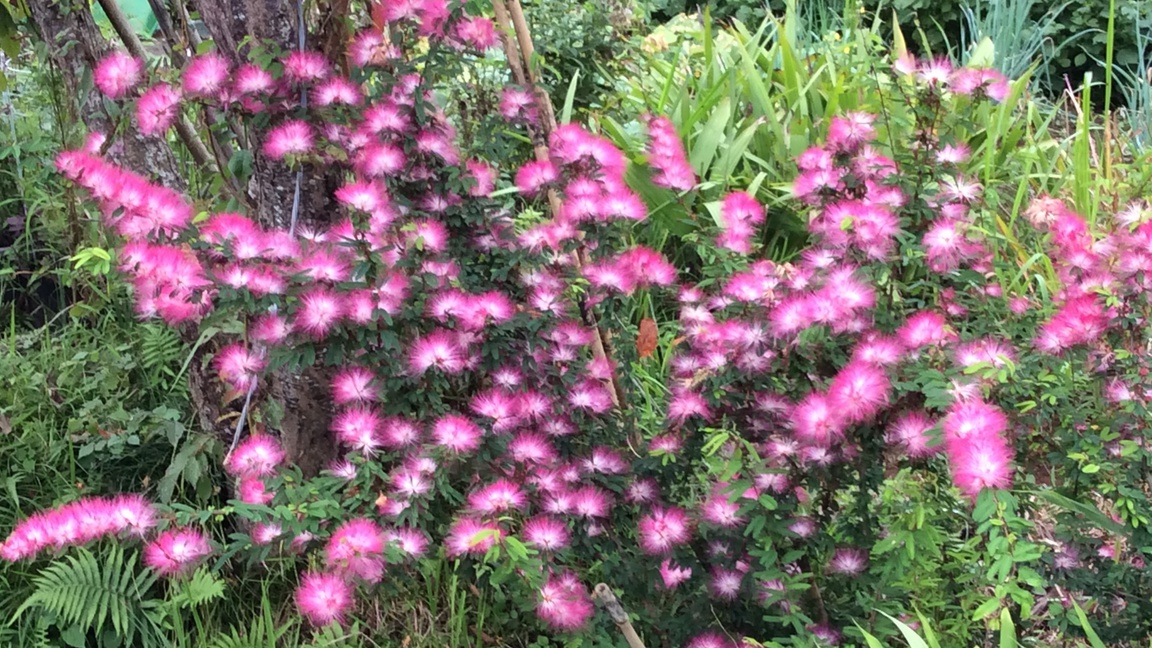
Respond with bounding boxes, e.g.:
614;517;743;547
592;583;647;648
491;0;627;411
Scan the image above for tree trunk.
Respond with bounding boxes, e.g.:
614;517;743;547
189;0;342;473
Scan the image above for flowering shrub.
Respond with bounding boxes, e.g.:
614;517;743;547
6;1;1152;645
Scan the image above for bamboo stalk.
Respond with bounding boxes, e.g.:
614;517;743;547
492;0;627;411
592;583;647;648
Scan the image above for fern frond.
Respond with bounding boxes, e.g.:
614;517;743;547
14;545;157;647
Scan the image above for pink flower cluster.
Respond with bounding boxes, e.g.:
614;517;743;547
0;495;156;561
645;114;696;191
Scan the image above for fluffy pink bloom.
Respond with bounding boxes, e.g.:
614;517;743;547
332;367;376;404
313;77;363;106
295;571;353;626
826;112;875;152
687;632;741;648
0;496;156;561
445;517;501;556
283;51;331;83
638;506;692;555
332;406;383;455
536;571;594;631
432;414;483;454
263;120;315;159
144;527;213;576
886;412;939;457
238;478;273;505
409;330;466;375
949;432;1014;498
717;191;766;253
515;160;559;196
572;486;612;518
468;479;527;514
325;518;386;582
295;288;343;338
942;400;1008;443
646;115;696;191
827;362;890;424
790;392;845;447
701;486;744;528
455;17;498;49
214;343;265;391
1034;295;1110;353
500;86;537;122
897;311;952;349
94;51;143;98
386;527;430;557
355;142;406;177
250;313;290;344
523;516;570;551
233;64;275;95
136;84;182;135
659;559;693;589
225;434;284;478
182;53;230;97
827;548;868;575
709;567;744;600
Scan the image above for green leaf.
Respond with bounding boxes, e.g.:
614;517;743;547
689;96;732;176
560;71;580;124
972;597;1001;621
855;623;886;648
999;608;1017;648
879;611;929;648
1071;600;1108;648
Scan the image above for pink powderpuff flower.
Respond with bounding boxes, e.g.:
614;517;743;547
701;487;744;528
466;160;496;197
409;330;466;375
949;432;1014;498
95;51;143;98
826;112;875;152
468;479;527;514
646;114;696;191
709;567;744;600
313;77;363;106
182;53;230;97
295;287;343;339
567;380;615;414
225;434;285;478
325;518;386;583
250;313;291;345
431;414;483;454
349;30;396;67
214;343;265;391
283;51;331;83
111;495;157;537
445;517;501;556
295;571;352;626
332;367;376;404
238;478;273;505
499;86;537;122
536;571;594;631
523;516;570;551
659;559;693;589
637;506;692;555
386;527;430;558
136;84;182;135
790;391;846;447
355;142;406;177
583;446;628;475
572;486;612;518
827;362;890;424
619;246;678;287
332;406;383;455
455;17;498;50
936;143;970;164
263;120;314;159
144;527;213;576
886;411;940;458
508;431;557;465
514;160;559;196
232;64;275;95
897;311;952;349
827;548;868;575
942;400;1008;443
